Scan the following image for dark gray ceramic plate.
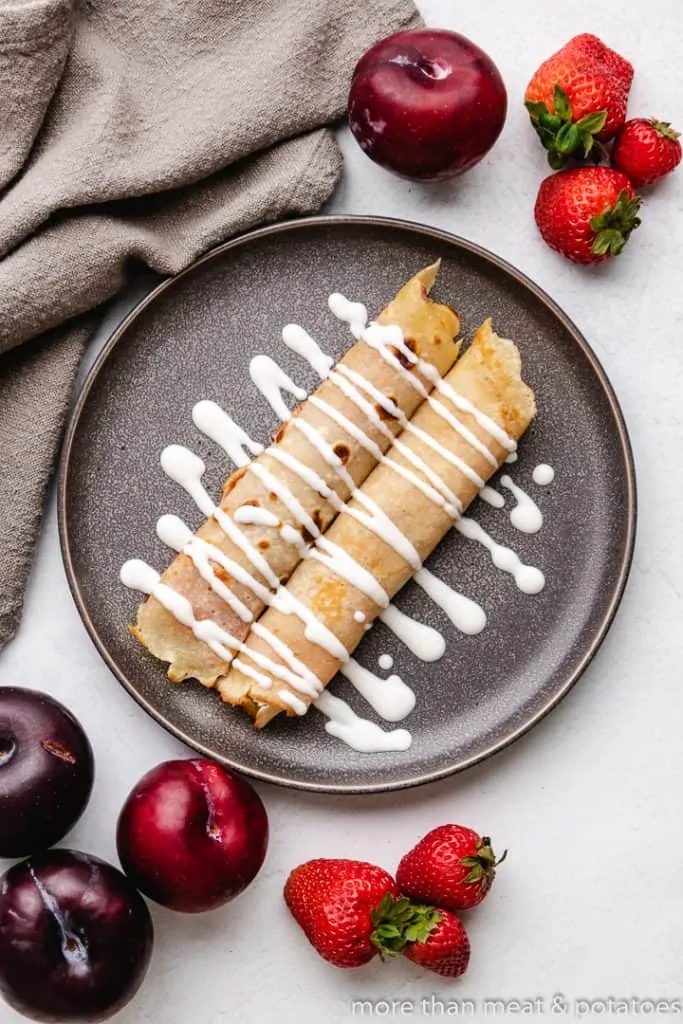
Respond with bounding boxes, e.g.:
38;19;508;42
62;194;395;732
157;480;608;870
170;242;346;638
59;216;635;793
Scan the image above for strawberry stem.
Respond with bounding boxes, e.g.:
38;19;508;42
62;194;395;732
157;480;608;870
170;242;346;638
649;119;681;141
525;84;608;168
589;188;642;257
370;894;441;959
460;836;507;888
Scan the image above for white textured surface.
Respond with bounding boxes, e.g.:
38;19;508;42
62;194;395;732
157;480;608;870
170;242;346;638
2;1;683;1021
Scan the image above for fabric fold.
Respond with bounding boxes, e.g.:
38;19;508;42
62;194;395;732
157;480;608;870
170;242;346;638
0;0;76;190
0;130;343;354
0;0;421;649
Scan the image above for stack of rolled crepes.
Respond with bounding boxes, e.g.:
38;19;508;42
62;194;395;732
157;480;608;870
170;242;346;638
130;264;462;685
219;317;536;726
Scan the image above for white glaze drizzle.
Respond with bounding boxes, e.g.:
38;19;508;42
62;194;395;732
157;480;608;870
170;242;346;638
327;293;368;337
354;315;516;456
533;463;555;485
158;446;347;676
160;446;280;589
378;653;394;671
379;605;446;662
278;690;308;716
343;309;504;465
314;690;412;752
282;323;334;377
479;484;505;509
456;518;545;594
165;429;352;666
156;514;253;623
266;444;422;570
119;559;321;696
233;505;280;527
340;659;414;721
499;474;543;534
305;392;458;518
336;361;485;489
248;356;306;421
192;400;263;467
232;658;274;690
323;366;463;513
414;568;487;635
283;323;465;510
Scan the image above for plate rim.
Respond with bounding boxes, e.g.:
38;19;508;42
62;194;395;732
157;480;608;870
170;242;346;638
57;214;637;794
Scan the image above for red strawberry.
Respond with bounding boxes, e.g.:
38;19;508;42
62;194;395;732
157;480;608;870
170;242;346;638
284;859;440;968
397;825;506;910
402;907;471;978
534;166;642;264
525;33;634;167
612;118;682;187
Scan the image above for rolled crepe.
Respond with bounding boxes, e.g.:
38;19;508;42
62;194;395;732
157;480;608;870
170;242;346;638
130;264;461;686
218;320;536;724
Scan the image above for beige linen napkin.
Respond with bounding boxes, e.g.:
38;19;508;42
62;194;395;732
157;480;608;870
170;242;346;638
0;0;419;647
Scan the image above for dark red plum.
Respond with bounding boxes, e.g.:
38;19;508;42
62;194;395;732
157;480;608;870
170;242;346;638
348;28;508;181
0;849;153;1023
117;759;269;913
0;688;94;858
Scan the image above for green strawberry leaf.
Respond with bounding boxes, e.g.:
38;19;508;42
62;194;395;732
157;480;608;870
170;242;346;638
556;123;581;154
370;897;442;957
592;229;623;256
525;99;549;121
576;110;608;135
526;82;608;167
650;119;681;141
539;112;563;132
552;84;573;121
590;189;642;258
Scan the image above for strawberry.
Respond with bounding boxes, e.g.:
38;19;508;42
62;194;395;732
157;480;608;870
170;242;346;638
525;33;634;168
397;825;506;910
534;166;642;264
612;118;682;188
284;859;440;968
402;907;471;978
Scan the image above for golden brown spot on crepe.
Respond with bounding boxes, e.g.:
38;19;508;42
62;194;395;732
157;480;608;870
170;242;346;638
213;566;231;585
300;525;313;544
333;442;350;464
268;491;278;502
376;396;398;420
257;539;270;550
273;423;287;444
222;466;247;500
391;336;417;369
311;577;349;624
